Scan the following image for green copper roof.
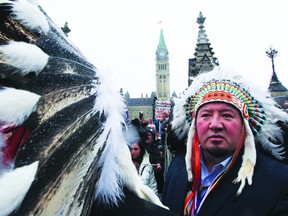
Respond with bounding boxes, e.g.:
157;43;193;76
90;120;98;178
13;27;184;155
158;29;166;49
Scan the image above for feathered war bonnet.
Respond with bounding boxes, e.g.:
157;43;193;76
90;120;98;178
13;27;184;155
171;69;288;195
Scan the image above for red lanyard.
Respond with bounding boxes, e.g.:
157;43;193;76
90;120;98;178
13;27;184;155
184;133;200;216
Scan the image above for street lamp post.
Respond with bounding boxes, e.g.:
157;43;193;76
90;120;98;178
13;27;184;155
265;47;278;77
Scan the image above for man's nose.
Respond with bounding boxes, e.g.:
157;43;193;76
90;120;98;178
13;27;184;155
209;115;223;130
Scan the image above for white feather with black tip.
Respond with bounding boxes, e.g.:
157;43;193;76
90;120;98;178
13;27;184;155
0;41;49;75
0;87;40;125
0;161;38;216
3;0;49;34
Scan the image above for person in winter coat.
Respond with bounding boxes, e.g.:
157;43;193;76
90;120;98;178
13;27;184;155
130;140;158;194
144;126;165;194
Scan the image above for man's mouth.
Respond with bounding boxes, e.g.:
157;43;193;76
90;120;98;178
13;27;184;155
208;135;224;142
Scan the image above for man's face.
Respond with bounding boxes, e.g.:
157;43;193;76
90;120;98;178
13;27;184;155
196;102;244;160
145;132;154;144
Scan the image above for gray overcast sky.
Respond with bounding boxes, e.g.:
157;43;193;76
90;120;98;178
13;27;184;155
38;0;288;98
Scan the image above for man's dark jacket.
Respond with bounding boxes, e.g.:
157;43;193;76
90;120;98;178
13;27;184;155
162;149;288;216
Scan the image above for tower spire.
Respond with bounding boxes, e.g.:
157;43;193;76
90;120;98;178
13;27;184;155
196;12;209;44
188;12;219;86
158;29;166;50
155;29;170;102
266;47;288;97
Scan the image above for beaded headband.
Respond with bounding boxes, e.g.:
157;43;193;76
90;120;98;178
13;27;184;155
185;79;266;135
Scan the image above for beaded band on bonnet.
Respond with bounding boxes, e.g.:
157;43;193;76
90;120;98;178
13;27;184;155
171;68;288;195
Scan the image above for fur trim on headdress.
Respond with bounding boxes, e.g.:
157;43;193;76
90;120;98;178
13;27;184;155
172;68;288;194
233;119;256;195
185;119;195;182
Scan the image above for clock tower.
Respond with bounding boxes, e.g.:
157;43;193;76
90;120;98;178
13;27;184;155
155;29;170;101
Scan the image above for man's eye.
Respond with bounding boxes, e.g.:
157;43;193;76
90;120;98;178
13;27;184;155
223;114;233;118
200;113;210;118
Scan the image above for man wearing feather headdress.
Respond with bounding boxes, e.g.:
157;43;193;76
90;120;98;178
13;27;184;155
162;68;288;216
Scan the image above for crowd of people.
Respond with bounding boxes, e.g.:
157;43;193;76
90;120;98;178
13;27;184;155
128;113;168;197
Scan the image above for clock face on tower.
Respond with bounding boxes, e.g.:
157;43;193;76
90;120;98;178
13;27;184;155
159;51;165;57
